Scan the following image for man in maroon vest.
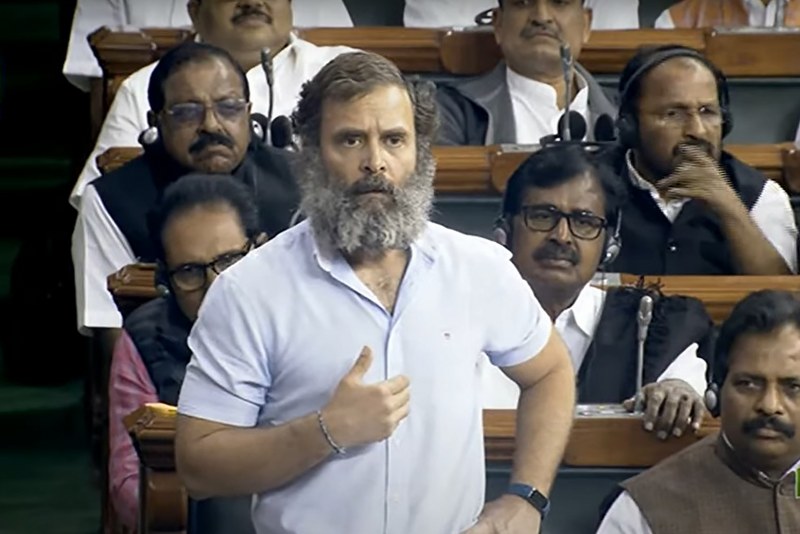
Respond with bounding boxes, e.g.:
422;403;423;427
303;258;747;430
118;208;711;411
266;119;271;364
598;289;800;534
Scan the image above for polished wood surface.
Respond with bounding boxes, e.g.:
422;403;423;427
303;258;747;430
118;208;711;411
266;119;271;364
618;274;800;324
96;142;798;195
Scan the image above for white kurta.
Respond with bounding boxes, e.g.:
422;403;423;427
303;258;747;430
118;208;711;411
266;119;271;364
655;0;792;28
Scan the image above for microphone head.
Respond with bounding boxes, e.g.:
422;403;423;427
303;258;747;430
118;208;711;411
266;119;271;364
557;111;587;142
593;113;616;143
559;42;572;67
270;115;294;149
260;47;271;65
638;295;654;324
250;113;270;143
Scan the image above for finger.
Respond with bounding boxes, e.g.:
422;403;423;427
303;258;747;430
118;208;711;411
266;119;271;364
642;387;663;432
662;187;694;201
622;396;635;411
383;374;410;394
690;397;706;432
390;400;410;427
655;391;681;439
386;385;411;412
347;346;373;380
671;395;694;437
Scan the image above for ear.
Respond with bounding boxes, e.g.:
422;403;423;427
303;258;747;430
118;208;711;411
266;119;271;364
187;0;201;27
491;8;503;45
582;7;593;44
146;110;158;129
254;232;269;247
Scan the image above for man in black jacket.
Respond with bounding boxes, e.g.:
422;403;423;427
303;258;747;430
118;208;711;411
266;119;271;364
606;44;797;275
488;144;711;439
72;41;299;336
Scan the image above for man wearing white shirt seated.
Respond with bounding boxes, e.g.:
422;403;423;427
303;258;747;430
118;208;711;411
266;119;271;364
436;0;617;146
598;289;800;534
486;143;710;439
654;0;800;29
403;0;640;30
63;0;354;92
69;0;353;209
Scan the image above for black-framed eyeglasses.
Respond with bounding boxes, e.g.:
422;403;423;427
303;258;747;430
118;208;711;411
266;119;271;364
520;205;607;240
168;241;252;292
163;97;248;126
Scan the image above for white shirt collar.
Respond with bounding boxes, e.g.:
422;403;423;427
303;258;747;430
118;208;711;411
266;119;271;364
505;66;589;112
556;283;605;338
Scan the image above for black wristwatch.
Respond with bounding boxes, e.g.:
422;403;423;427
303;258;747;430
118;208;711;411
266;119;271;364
506;483;550;519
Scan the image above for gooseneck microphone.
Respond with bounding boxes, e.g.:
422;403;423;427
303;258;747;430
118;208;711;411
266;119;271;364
559;42;573;141
260;47;274;133
539;110;587;146
635;295;654;413
593;113;616;143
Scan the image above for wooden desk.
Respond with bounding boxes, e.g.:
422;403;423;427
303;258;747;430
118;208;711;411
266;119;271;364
88;27;800;131
96;143;800;195
126;404;717;534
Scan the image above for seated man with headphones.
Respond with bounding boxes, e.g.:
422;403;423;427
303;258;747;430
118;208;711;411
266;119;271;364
606;44;798;275
484;143;712;439
598;289;800;533
72;41;299;339
108;173;266;533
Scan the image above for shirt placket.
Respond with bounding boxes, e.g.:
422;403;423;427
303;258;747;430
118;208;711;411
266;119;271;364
383;317;410;534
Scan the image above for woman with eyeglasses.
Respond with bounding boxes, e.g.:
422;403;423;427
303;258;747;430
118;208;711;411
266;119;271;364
107;174;267;533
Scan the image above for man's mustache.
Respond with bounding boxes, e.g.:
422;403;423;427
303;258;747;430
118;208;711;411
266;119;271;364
189;132;235;154
521;23;559;40
347;174;396;197
533;241;579;264
673;139;716;159
742;415;796;438
232;6;272;25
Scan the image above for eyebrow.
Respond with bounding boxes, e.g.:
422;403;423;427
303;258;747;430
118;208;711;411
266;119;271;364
522;203;601;216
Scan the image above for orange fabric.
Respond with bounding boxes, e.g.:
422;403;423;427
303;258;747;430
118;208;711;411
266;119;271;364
669;0;800;28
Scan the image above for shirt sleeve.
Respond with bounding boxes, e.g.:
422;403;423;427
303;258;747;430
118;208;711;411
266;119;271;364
656;342;708;396
69;68;151;209
653;9;675;29
596;490;655;534
293;0;352;27
585;0;640;29
72;184;135;332
478;243;553;368
749;180;799;273
178;274;271;427
108;330;159;532
63;0;121;90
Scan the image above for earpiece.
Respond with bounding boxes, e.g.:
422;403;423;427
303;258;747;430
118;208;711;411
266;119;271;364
615;47;733;148
599;210;623;268
493;215;511;248
704;382;720;418
138;126;159;147
155;261;170;297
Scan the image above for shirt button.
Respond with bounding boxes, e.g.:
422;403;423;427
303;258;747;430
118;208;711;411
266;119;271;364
667;240;678;253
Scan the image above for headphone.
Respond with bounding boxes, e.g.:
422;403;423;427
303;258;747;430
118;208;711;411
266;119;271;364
154;261;171;297
136;115;269;147
704;340;728;418
615;47;733;149
493;208;623;269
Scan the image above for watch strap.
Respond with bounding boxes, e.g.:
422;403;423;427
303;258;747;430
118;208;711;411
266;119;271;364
506;483;550;518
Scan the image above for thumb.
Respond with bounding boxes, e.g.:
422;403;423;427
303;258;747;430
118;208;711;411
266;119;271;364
347;346;373;380
622;396;635;411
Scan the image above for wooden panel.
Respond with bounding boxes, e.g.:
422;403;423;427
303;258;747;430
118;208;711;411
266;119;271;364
619;275;800;324
579;29;706;75
484;409;720;467
705;30;800;77
95;143;797;195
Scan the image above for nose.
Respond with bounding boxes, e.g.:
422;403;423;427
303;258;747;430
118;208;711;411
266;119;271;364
550;216;573;244
529;0;554;24
200;104;224;133
359;138;388;176
682;111;709;140
755;384;784;417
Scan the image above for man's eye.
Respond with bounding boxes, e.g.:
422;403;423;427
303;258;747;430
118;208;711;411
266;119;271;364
385;135;405;147
342;136;361;147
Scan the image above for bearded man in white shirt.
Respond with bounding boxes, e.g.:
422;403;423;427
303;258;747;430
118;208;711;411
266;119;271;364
69;0;353;209
598;289;800;534
486;143;711;439
436;0;617;146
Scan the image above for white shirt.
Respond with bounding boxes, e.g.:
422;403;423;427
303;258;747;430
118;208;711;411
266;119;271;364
655;0;791;29
69;35;353;210
507;66;590;144
72;183;135;332
597;436;800;534
403;0;640;29
178;220;554;534
795;120;800;146
63;0;353;91
482;284;708;409
625;151;799;273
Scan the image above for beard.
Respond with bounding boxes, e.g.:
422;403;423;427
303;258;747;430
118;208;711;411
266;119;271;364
293;143;436;259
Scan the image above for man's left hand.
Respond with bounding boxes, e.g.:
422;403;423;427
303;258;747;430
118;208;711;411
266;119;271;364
656;145;738;210
462;495;542;534
623;379;706;440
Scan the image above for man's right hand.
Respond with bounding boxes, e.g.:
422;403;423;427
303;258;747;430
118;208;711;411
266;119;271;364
320;346;410;449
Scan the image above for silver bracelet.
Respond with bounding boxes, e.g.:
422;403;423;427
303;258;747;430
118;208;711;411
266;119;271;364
316;410;346;455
